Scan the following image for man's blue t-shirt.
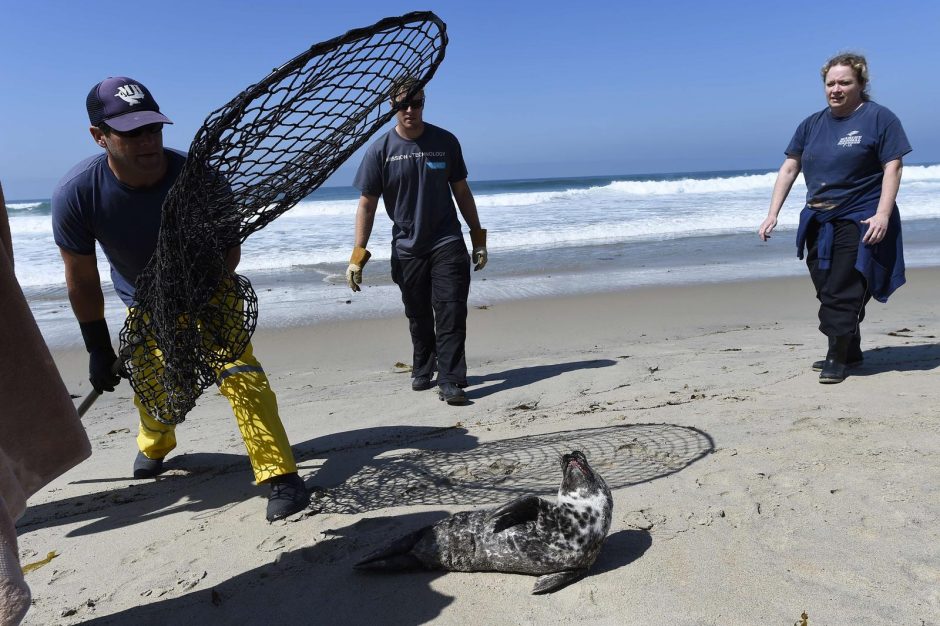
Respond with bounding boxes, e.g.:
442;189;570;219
786;101;911;212
51;149;187;306
353;123;468;258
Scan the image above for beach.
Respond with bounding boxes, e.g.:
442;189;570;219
6;4;940;622
15;268;940;625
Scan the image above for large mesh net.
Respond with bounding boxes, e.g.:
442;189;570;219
118;11;447;424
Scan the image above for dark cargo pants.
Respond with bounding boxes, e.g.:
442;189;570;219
391;239;471;386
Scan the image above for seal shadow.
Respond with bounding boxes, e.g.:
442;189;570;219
79;512;456;626
850;342;940;375
590;529;653;577
464;359;617;399
16;425;478;538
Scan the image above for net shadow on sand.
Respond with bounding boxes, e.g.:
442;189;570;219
313;423;714;515
16;424;711;538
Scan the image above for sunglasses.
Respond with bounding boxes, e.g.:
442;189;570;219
395;97;424;111
104;123;164;138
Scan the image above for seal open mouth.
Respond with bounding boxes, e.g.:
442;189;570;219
563;451;589;476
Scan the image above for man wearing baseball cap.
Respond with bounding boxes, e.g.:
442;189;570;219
51;77;309;522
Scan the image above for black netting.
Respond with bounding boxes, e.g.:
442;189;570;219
118;12;447;424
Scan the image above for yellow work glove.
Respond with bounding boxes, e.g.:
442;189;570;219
470;228;487;271
346;246;371;292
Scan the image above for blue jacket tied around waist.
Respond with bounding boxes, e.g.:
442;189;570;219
796;204;905;303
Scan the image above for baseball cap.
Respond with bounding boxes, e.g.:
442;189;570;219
86;76;173;132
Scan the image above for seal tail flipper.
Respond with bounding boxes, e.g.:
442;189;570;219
531;569;587;594
354;528;428;570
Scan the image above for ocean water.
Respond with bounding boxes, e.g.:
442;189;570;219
8;164;940;348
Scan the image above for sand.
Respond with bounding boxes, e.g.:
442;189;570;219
14;269;940;625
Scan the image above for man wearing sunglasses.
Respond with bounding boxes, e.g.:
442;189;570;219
51;77;309;522
347;77;487;405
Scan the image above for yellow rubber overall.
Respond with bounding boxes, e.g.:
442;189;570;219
128;297;296;484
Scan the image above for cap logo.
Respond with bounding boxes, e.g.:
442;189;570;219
115;84;146;106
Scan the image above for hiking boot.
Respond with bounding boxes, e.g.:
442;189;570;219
266;472;309;522
133;451;165;479
438;383;467;405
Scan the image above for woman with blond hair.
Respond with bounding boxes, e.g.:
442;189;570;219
759;53;911;384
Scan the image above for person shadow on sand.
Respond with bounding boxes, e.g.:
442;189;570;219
16;425;479;539
464;358;617;400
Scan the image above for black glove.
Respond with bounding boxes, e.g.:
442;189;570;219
80;319;121;393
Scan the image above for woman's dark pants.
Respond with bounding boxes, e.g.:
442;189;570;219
805;219;872;338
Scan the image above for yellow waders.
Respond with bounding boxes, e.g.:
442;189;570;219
128;296;296;484
134;341;296;483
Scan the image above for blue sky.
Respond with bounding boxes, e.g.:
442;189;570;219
2;0;939;199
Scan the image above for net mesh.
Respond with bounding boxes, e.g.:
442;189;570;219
118;11;447;424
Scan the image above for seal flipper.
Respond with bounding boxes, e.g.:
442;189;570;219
531;569;587;594
354;528;428;570
486;495;543;533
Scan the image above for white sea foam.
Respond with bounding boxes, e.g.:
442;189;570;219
5;202;44;211
7;215;54;234
470;174;783;207
903;164;940;181
606;172;783;195
10;166;940;288
473;165;939;205
274;199;356;217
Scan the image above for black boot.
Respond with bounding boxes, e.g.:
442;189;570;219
848;332;863;364
819;335;851;384
812;333;863;371
812;336;836;372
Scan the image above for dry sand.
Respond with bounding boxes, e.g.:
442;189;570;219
15;269;940;625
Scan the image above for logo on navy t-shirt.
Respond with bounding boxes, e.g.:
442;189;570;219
837;130;862;147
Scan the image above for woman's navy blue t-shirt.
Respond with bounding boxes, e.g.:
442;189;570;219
786;101;911;212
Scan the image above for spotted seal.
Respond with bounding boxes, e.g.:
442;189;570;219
354;450;613;594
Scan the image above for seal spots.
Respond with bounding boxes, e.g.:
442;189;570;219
355;450;614;594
